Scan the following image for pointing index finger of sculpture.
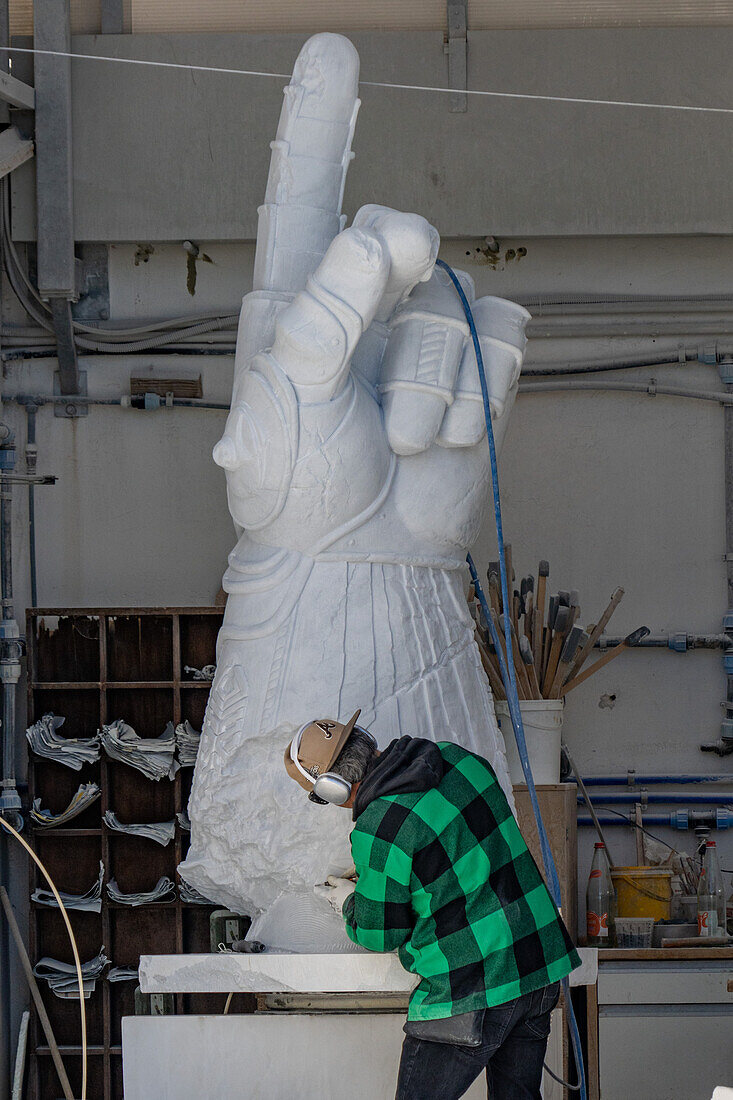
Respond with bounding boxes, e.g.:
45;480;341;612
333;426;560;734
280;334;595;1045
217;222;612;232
253;34;361;298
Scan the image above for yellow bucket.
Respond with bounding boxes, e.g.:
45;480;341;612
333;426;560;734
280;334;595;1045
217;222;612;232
610;866;673;920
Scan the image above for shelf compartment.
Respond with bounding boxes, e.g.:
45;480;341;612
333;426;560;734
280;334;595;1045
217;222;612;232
107;833;176;895
30;688;102;739
106;615;173;682
104;688;174;740
108;764;175;823
30;762;102;830
179;613;222;679
34;1049;105;1098
33;614;101;683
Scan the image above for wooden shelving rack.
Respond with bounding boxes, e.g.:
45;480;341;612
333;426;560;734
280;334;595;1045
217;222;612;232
24;607;249;1100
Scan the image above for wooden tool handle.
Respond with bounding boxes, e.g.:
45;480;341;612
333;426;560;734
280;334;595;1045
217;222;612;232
502;615;531;699
0;886;75;1100
536;561;549;628
567;587;625;682
488;572;502;617
478;640;506;700
532;607;543;669
525;657;541;699
520;636;541;698
543;631;565;696
549;628;587;698
562;627;648;694
504;543;514;586
524;592;534;645
548;660;572;699
542;606;570;694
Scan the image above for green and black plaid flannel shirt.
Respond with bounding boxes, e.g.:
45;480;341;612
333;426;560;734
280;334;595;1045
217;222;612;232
343;740;580;1021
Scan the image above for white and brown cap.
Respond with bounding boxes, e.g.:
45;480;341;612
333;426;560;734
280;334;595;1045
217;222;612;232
284;710;361;793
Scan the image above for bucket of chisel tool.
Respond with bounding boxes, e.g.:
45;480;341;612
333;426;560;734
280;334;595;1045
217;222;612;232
495;699;564;785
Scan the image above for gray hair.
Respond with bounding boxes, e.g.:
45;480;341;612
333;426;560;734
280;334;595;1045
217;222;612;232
331;728;377;785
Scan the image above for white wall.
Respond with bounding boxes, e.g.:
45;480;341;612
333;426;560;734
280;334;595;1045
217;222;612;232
3;233;732;934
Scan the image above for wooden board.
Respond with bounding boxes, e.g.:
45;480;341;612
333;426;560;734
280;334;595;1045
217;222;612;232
513;783;578;942
600;947;733;960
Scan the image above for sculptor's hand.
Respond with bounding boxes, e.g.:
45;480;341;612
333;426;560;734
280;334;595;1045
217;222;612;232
314;876;356;916
213;34;529;562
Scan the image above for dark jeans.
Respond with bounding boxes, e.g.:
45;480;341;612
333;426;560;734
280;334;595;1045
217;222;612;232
396;982;561;1100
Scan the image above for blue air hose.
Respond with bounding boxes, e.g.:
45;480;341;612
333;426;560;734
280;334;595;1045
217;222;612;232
436;258;588;1100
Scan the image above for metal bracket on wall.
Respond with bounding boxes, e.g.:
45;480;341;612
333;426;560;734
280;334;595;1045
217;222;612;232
53;367;87;418
49;299;80;396
446;0;468;113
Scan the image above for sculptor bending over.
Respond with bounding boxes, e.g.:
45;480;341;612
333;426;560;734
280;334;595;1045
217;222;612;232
180;32;530;942
285;713;579;1099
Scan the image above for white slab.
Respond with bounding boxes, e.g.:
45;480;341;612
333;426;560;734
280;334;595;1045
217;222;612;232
122;1010;565;1100
139;948;597;994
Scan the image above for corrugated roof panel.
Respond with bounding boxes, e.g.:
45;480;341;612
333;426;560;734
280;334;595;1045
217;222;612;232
10;0;733;38
10;0;102;36
130;0;733;33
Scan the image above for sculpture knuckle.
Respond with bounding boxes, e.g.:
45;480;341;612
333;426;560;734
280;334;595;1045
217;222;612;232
272;294;350;387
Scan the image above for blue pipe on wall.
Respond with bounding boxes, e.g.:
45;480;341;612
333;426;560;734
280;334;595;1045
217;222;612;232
579;810;733;829
579;814;682;827
578;793;733;805
582;774;732;786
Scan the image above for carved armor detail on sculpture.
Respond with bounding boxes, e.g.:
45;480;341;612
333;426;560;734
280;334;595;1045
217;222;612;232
179;33;530;941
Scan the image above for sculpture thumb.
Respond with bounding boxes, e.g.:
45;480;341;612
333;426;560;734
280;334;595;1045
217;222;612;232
212;435;239;471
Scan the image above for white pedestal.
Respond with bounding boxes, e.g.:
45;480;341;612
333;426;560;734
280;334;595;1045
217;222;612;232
123;1011;565;1100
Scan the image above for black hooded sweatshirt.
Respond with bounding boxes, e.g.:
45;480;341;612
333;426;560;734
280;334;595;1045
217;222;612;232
352;735;444;820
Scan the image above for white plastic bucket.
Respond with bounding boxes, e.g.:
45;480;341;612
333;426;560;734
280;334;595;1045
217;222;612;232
494;699;564;785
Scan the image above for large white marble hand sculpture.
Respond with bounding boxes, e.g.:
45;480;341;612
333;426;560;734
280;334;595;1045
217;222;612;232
179;33;530;940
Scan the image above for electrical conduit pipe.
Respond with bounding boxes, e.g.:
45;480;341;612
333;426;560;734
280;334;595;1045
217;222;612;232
437;258;587;1100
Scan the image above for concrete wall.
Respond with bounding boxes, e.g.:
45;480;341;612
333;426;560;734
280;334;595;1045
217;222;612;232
11;29;733;240
3;234;732;936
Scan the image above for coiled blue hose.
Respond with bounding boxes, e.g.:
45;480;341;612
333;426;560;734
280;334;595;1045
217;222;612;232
436;257;588;1100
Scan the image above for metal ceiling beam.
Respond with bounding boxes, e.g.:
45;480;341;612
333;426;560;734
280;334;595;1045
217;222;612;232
0;71;34;110
0;127;33;178
33;0;79;393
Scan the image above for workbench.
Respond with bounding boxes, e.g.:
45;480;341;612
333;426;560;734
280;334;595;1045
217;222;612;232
587;947;733;1100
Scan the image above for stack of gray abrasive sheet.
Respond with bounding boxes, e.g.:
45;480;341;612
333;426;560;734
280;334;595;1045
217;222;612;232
108;966;139;982
32;862;104;913
178;878;216;905
26;714;100;770
103;811;175;847
175;719;201;767
33;948;109;999
30;782;101;827
100;719;178;780
107;876;176;907
176;811;191;832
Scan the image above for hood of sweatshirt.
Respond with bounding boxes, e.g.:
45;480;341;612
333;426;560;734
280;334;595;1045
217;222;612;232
352;735;444;820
